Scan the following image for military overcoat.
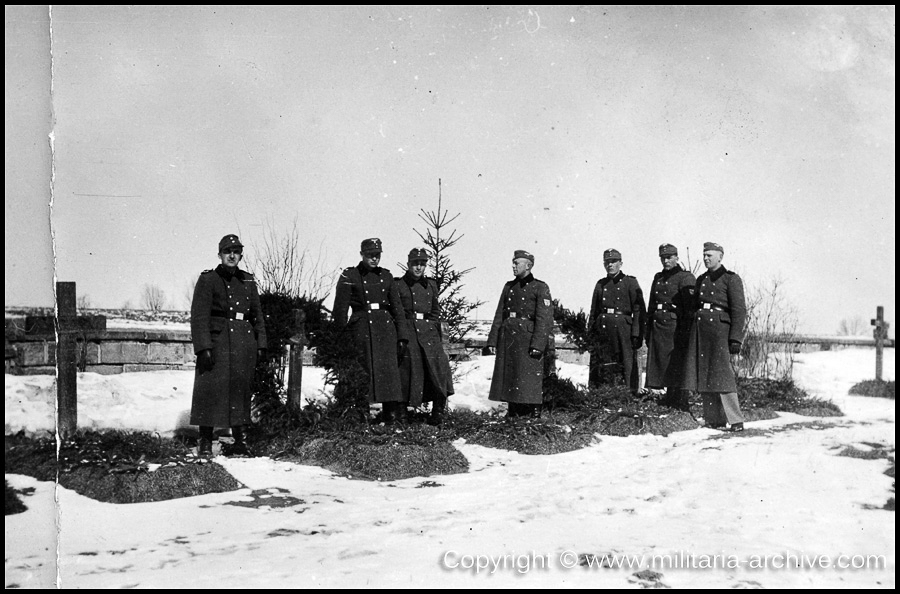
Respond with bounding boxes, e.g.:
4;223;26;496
486;274;554;405
588;272;645;390
644;265;696;389
682;266;747;393
190;265;267;427
395;273;454;407
333;264;409;403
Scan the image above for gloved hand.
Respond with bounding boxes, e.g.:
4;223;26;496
631;336;643;350
482;345;496;356
529;348;543;360
397;340;409;363
196;349;214;373
729;341;742;355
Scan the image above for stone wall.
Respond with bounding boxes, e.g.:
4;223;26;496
5;328;197;375
5;325;588;375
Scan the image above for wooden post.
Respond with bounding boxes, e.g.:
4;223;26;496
56;282;78;438
287;310;307;412
871;306;889;382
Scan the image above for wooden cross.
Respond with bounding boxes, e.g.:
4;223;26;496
871;306;889;382
287;309;307;413
56;282;78;438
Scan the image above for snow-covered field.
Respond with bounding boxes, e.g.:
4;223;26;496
5;348;895;588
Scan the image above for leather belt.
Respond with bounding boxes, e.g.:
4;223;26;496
603;308;627;315
505;312;536;321
700;303;728;313
411;313;430;320
655;303;677;311
211;311;250;321
367;303;385;310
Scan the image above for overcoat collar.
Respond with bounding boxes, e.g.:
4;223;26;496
403;271;429;288
707;265;727;282
659;264;684;278
216;264;243;282
513;273;535;287
357;262;383;276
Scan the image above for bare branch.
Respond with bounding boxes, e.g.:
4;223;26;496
243;216;340;300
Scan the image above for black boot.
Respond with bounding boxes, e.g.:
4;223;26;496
228;425;252;457
505;402;521;418
382;402;398;425
397;403;409;425
675;389;692;412
529;404;542;420
428;397;447;426
197;426;214;458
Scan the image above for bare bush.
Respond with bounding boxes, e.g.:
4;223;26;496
244;216;338;300
735;275;798;380
183;278;197;311
141;284;167;313
837;316;868;336
76;294;92;314
681;246;704;277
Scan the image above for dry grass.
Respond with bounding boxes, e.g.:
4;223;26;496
849;380;895;400
5;431;243;504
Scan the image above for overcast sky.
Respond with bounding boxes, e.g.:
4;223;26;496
5;5;895;334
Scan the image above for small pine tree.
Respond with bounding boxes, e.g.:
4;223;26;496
552;299;592;353
413;180;485;347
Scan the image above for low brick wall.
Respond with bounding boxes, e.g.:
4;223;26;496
6;329;197;375
5;328;588;376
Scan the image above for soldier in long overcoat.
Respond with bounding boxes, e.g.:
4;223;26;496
332;238;410;423
190;234;267;457
682;242;748;431
396;248;454;424
645;243;696;410
588;248;646;393
485;250;554;418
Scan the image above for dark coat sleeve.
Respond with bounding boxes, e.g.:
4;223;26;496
248;274;267;349
629;277;646;339
674;271;697;324
190;273;214;354
428;279;443;341
644;275;659;341
486;283;510;347
588;281;600;331
727;273;747;344
530;282;554;352
388;274;410;342
332;268;354;327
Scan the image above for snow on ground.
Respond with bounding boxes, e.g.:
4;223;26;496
106;318;191;332
5;348;895;588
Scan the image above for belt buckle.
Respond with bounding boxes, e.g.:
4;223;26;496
657;304;664;310
415;313;425;320
605;308;615;314
235;312;245;321
369;303;380;310
509;312;517;318
702;303;712;310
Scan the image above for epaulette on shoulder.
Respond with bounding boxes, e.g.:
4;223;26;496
200;269;215;275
